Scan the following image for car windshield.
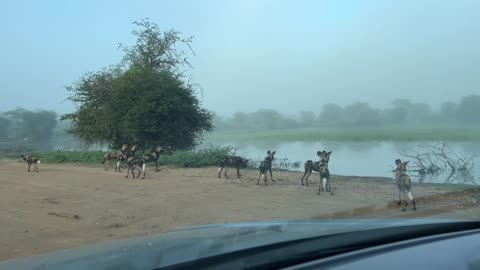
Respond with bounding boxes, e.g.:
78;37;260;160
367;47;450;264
1;0;479;262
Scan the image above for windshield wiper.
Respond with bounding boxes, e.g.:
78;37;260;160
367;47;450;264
154;221;480;270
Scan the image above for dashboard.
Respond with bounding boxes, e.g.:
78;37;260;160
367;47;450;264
287;229;480;270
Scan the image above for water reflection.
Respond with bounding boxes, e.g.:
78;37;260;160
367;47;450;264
201;141;479;183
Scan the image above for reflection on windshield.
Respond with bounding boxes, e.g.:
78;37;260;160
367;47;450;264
1;0;479;262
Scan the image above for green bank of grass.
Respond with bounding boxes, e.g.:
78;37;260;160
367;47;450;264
0;146;236;168
206;127;480;142
160;146;234;167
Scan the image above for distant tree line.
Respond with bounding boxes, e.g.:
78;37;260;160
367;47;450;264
0;109;57;151
213;95;480;131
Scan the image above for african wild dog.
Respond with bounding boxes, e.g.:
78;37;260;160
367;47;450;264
300;150;332;187
257;160;268;185
124;144;139;161
256;151;276;185
125;146;163;179
218;156;249;179
395;159;417;211
265;150;276;182
124;144;140;178
317;160;333;195
20;155;40;172
101;144;128;172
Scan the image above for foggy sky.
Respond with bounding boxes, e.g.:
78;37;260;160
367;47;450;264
1;0;479;116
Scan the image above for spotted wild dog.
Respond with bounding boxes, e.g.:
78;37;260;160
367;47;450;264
265;150;276;182
125;146;163;179
20;155;40;172
124;144;140;178
101;144;128;172
218;156;249;179
257;160;268;186
318;160;333;195
395;159;417;211
300;150;332;186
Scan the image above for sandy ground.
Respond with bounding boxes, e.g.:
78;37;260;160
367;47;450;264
1;160;479;260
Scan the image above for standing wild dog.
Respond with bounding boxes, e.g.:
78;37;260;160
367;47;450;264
265;150;276;182
218;156;249;179
101;144;128;172
300;150;332;186
124;144;140;178
395;159;417;211
20;155;40;172
125;146;163;179
257;160;268;185
317;151;333;195
257;150;276;185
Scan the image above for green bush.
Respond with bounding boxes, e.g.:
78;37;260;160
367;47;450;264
160;146;235;167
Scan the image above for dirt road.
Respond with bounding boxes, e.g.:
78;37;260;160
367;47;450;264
1;160;479;260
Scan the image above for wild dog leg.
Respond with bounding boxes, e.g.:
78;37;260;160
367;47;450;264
305;170;312;186
125;164;134;178
236;166;241;178
327;178;334;195
224;166;229;179
141;163;146;179
154;160;160;172
115;159;121;172
217;166;224;178
301;169;312;186
407;190;417;211
268;166;274;182
103;154;109;171
397;185;402;205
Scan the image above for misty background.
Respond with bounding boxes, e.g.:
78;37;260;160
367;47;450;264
1;0;479;115
1;0;480;154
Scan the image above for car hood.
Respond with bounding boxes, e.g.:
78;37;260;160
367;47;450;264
0;219;463;270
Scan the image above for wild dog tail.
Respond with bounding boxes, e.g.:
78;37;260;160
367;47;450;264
101;154;108;164
37;160;41;164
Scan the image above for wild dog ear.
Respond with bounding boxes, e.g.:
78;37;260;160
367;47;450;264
395;159;402;165
267;150;271;155
317;151;322;157
327;151;332;156
272;151;276;155
404;161;410;166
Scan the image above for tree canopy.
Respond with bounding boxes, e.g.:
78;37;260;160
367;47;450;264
62;19;212;150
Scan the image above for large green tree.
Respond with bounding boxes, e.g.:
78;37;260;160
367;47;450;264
62;19;213;150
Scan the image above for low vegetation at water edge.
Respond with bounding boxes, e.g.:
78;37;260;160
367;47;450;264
0;146;238;168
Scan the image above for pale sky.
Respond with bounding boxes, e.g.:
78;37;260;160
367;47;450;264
0;0;479;115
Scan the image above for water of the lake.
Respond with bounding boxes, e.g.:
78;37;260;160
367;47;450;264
202;141;480;182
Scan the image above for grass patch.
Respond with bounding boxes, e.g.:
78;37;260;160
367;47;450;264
0;146;237;168
206;127;480;142
37;151;105;164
